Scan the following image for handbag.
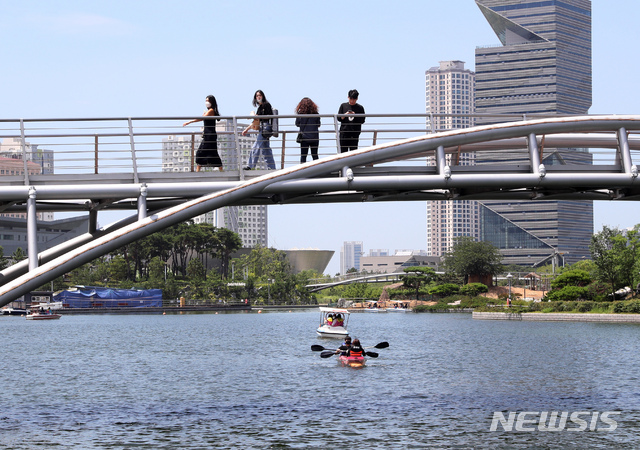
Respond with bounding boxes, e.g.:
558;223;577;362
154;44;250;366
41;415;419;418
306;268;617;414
260;121;273;139
296;132;303;144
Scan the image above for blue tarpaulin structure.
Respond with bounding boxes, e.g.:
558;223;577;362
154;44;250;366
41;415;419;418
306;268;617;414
54;286;163;308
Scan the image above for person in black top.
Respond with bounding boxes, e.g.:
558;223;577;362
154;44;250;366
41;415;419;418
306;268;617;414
183;95;223;172
337;89;365;153
348;339;365;357
295;97;321;163
242;90;276;170
336;336;352;356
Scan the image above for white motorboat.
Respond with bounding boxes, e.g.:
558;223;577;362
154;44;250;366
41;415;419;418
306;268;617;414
386;301;411;312
1;307;27;315
26;302;62;320
364;301;386;313
316;307;350;338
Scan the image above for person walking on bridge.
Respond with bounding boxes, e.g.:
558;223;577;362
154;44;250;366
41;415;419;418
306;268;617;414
242;89;276;170
337;89;365;153
183;95;223;172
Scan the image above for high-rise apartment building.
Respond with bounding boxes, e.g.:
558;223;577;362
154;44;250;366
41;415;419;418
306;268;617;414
0;138;54;221
340;241;363;274
474;0;593;266
162;120;268;248
425;61;479;257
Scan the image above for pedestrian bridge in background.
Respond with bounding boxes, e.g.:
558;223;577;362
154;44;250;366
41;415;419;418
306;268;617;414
1;113;640;305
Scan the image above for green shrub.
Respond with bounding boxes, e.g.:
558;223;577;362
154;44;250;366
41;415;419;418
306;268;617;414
428;283;460;297
614;300;640;313
550;269;591;289
459;296;495;308
545;286;588;302
459;283;489;297
576;301;594;312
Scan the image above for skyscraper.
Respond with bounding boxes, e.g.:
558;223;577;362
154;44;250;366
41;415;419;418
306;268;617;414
340;241;363;274
425;61;479;257
474;0;593;266
162;120;268;248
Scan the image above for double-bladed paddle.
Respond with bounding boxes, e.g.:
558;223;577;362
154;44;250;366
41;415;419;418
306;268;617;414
320;350;377;358
311;341;389;352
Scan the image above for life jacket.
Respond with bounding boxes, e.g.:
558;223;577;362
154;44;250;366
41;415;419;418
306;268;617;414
350;347;364;357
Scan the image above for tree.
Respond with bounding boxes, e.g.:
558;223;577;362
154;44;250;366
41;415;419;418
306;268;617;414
147;256;166;287
400;266;436;300
590;225;640;295
109;256;131;286
212;227;242;279
0;246;8;270
166;221;197;277
443;236;503;283
11;247;26;263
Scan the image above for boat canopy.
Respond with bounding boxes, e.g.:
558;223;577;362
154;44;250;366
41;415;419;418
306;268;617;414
319;307;350;315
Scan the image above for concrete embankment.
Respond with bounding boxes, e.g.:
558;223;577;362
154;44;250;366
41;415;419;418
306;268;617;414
58;304;252;314
473;311;640;323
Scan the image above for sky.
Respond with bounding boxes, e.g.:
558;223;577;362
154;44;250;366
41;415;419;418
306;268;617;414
2;1;640;276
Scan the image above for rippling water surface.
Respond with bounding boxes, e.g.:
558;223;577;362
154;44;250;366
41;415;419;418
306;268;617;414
2;310;640;449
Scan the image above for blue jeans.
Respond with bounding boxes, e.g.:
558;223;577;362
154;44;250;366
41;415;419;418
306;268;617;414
248;132;276;169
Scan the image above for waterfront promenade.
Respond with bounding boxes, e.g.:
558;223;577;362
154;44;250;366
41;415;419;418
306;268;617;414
474;311;640;323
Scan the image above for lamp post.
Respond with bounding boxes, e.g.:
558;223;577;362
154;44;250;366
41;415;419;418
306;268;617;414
507;273;513;305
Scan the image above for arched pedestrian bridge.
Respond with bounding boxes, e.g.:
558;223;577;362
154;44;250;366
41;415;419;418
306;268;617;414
0;113;639;305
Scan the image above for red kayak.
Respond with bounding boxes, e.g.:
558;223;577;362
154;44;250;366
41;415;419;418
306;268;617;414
339;355;366;368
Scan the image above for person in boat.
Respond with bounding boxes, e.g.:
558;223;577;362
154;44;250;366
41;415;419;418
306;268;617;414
348;339;365;357
336;336;352;356
333;314;344;327
326;314;334;326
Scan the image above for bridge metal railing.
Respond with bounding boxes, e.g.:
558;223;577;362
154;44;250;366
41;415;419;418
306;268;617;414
1;113;636;183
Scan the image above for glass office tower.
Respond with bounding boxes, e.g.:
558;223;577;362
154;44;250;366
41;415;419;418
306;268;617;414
474;0;593;266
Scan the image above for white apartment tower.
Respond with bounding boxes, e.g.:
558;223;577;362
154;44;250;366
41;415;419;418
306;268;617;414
0;138;54;221
162;120;268;248
425;61;478;256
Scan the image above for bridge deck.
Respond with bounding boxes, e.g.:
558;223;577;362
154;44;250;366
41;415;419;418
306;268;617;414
0;114;640;306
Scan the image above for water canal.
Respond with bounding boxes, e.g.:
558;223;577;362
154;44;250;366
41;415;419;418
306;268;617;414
1;310;639;448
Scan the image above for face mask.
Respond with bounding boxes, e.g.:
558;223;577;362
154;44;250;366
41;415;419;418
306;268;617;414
205;101;211;108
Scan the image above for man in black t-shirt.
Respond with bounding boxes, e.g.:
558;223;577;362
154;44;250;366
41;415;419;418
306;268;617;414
337;89;365;152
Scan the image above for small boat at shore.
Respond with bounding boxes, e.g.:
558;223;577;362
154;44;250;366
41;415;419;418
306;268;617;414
316;307;350;338
1;307;27;316
338;355;366;368
386;300;411;312
364;301;387;313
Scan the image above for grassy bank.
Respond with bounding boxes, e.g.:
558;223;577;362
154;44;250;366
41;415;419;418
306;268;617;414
413;295;640;315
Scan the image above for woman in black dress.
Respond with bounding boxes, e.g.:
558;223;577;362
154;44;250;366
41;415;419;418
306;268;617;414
183;95;223;172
